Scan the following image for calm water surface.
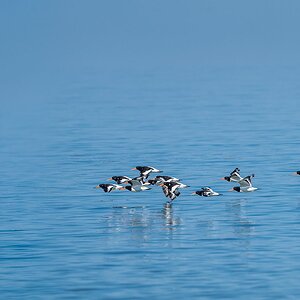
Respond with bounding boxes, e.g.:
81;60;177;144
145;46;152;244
1;66;300;299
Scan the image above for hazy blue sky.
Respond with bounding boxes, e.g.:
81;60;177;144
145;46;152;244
1;0;300;102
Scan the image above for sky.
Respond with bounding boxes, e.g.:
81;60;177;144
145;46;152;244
1;0;300;104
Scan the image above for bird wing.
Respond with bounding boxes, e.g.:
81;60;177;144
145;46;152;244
169;192;177;200
141;167;152;176
231;172;242;181
112;184;123;190
128;178;143;186
106;185;115;193
230;168;240;176
229;168;242;181
196;190;204;196
170;183;180;193
162;185;170;198
174;189;180;197
239;175;253;188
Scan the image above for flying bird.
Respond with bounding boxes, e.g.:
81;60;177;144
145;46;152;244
108;176;132;184
131;166;162;179
229;174;257;192
124;176;151;192
148;175;180;186
126;176;151;186
221;168;243;182
159;182;181;202
124;185;151;192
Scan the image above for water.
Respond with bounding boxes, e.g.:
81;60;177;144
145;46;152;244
1;66;300;299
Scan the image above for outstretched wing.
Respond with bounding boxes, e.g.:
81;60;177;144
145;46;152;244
170;183;181;193
230;168;240;176
174;189;180;197
140;167;152;178
230;168;242;181
162;185;170;198
107;185;115;192
99;184;114;193
128;177;144;186
239;175;254;188
169;191;178;200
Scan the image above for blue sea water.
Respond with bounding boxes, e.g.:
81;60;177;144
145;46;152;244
1;66;300;299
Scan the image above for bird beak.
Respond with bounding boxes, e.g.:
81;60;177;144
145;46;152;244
107;178;113;181
228;188;234;192
95;185;100;189
159;183;164;187
120;187;126;190
131;168;137;170
191;192;196;195
292;172;299;176
220;177;226;180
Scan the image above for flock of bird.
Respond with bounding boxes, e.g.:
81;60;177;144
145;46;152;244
95;166;269;205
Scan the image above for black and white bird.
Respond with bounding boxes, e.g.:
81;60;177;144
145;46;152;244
230;174;257;192
156;175;180;182
124;176;151;192
126;176;151;186
221;168;243;182
159;182;181;202
192;187;220;197
148;175;180;185
131;166;162;179
95;184;125;193
108;176;132;184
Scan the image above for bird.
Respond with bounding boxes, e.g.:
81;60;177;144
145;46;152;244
124;176;151;192
131;166;162;179
124;185;151;192
95;184;125;193
221;168;243;182
148;175;180;185
159;182;181;202
192;187;220;197
127;176;151;186
229;174;257;192
108;176;132;184
155;175;180;182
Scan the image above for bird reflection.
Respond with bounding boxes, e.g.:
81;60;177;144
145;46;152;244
162;202;181;227
226;198;255;240
99;202;182;242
